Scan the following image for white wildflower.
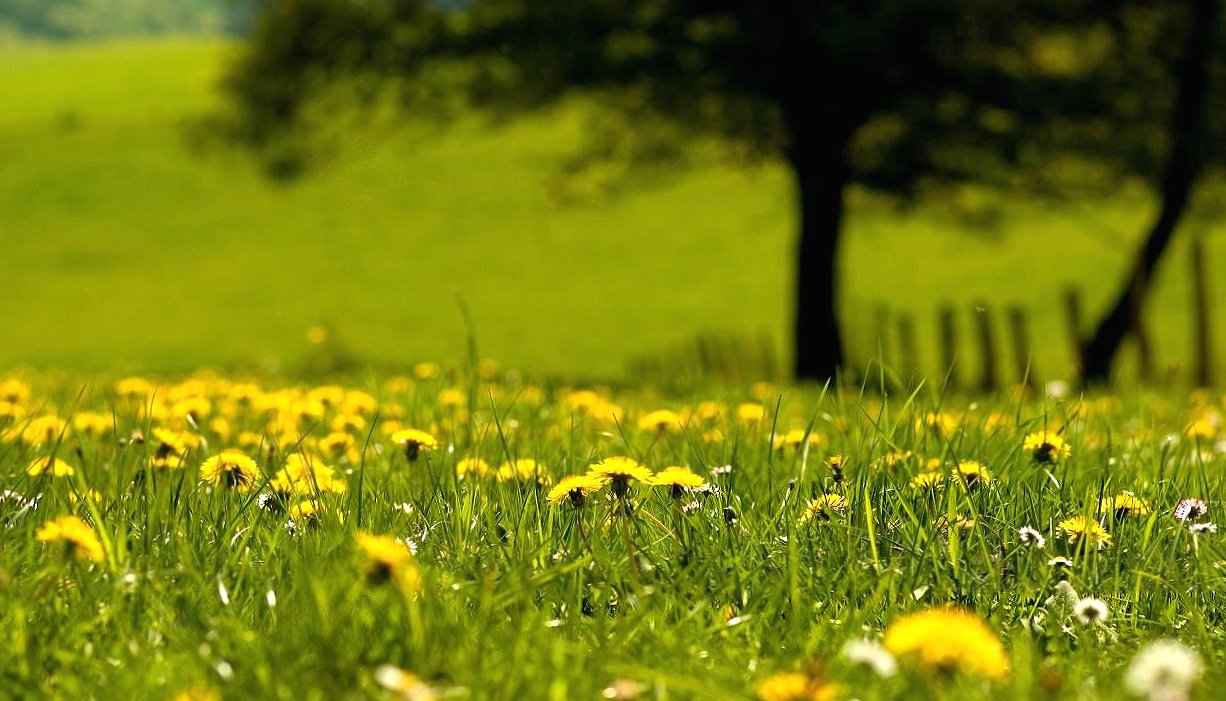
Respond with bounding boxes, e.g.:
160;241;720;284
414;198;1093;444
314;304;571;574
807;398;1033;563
841;639;897;678
1018;526;1046;549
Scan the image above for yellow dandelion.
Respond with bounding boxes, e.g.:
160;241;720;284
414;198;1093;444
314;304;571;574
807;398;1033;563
497;458;547;484
774;428;824;451
546;473;609;507
637;409;683;433
755;671;840;701
36;515;105;563
72;412;111;437
357;532;421;593
884;608;1008;680
800;493;847;524
391;428;438;461
951;460;991;489
456;457;492;479
589;456;653;497
649;466;707;497
271;454;348;496
290;499;342;526
1099;491;1152;518
1057;515;1112;549
199;449;262;492
1023;431;1071;464
27;456;75;478
319;431;357;460
909;472;944;489
22;415;68;446
736;403;766;425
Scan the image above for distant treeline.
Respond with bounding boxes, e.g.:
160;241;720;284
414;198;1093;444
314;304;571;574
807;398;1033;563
0;0;255;40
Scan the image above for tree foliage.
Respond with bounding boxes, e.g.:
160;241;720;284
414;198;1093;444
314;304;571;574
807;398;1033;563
222;0;1225;380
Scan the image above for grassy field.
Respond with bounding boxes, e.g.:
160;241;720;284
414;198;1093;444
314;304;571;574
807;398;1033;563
1;369;1223;699
3;39;1224;382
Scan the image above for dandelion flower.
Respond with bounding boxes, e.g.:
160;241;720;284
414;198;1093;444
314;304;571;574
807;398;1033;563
456;457;492;479
589;456;653;498
773;428;823;451
800;494;847;524
270;454;347;496
1057;515;1112;549
497;458;547;484
909;472;944;489
546;474;609;507
1124;640;1201;701
200;450;261;492
637;409;682;433
737;403;766;425
36;515;104;563
1023;431;1071;464
754;671;840;701
26;456;75;478
391;428;438;461
649;466;706;497
883;608;1008;680
824;455;846;482
357;533;421;593
951;460;991;489
1073;597;1109;625
1100;491;1152;519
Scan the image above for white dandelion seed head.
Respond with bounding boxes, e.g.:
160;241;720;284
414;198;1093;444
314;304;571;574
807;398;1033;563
1047;556;1074;569
841;639;897;678
710;464;733;476
1124;640;1201;700
1019;526;1046;549
1074;597;1109;625
1190;522;1217;534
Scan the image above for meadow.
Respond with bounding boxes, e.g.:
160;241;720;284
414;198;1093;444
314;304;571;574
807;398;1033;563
2;40;1225;381
3;38;1226;701
0;367;1222;700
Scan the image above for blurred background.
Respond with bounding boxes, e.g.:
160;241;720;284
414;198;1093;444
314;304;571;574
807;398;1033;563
2;0;1225;386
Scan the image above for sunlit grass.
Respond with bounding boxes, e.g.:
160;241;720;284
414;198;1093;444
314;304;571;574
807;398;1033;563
1;367;1223;698
2;40;1224;381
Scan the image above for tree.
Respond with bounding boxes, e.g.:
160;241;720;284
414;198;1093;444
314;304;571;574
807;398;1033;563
220;0;1151;380
1079;0;1221;384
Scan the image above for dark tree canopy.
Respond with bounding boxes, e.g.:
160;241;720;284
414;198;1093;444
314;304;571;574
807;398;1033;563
223;0;1225;381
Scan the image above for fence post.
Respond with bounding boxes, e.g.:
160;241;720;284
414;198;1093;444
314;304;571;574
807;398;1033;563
974;302;999;393
939;304;959;391
897;311;919;381
1008;306;1037;388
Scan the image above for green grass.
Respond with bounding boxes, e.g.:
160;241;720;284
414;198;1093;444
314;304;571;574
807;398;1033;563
1;39;1223;382
2;370;1224;699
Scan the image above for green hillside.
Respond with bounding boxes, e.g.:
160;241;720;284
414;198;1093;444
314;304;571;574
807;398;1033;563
0;39;1218;381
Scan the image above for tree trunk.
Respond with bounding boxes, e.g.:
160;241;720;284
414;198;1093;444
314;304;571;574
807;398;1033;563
1081;0;1217;384
789;127;851;381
